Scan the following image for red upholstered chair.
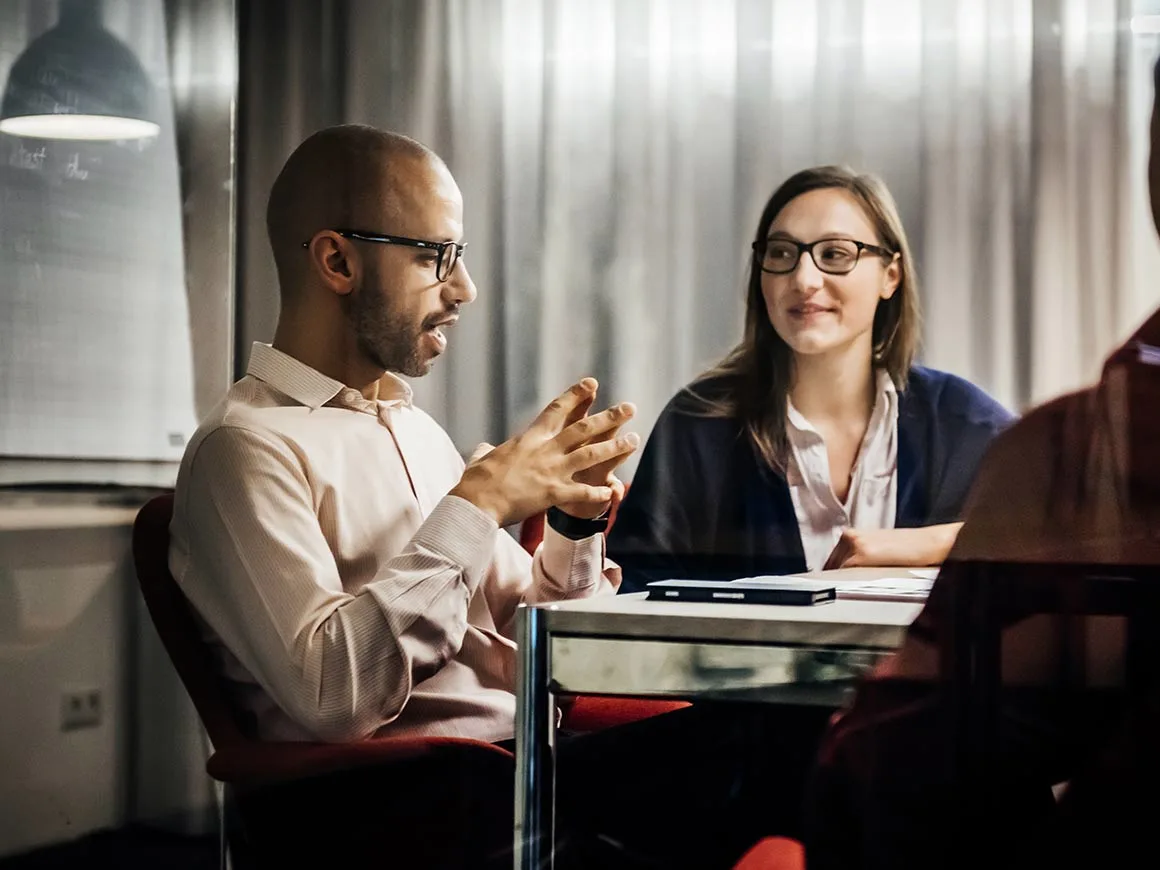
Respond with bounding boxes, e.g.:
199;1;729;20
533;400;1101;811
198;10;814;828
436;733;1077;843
733;837;806;870
132;494;514;868
518;509;547;556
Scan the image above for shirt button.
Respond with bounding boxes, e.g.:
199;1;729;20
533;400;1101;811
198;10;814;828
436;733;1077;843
341;388;361;404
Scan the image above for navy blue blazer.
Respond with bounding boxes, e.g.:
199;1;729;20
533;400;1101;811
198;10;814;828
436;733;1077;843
608;367;1016;594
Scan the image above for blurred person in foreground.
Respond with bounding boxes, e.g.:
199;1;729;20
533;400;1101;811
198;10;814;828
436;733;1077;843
804;56;1160;870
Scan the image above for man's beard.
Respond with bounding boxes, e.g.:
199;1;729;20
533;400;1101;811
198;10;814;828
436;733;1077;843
348;268;429;378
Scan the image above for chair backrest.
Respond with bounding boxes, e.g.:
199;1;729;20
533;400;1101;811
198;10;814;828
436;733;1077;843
132;493;247;751
517;512;546;556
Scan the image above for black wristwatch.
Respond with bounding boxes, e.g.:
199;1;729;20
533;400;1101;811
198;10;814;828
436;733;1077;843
546;506;610;541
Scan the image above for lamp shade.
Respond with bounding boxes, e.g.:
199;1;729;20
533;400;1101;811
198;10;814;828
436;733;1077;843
0;1;159;140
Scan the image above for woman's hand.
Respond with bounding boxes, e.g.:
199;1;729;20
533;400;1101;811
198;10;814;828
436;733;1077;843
823;523;963;570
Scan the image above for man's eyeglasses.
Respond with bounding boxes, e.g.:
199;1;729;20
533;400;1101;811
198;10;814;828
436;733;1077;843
753;237;895;276
303;229;466;282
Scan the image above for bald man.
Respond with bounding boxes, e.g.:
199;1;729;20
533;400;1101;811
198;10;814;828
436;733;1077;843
173;125;637;746
803;56;1160;870
169;126;824;869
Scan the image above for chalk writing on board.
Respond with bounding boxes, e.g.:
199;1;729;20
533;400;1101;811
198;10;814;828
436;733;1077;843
8;144;46;171
65;153;89;180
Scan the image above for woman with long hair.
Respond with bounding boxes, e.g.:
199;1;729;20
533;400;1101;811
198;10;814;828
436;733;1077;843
609;166;1013;593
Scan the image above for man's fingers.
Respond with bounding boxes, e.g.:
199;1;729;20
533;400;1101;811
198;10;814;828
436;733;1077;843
556;402;636;452
529;379;599;433
576;450;634;486
561;391;596;432
564;433;640;473
567;434;641;473
554;483;614;507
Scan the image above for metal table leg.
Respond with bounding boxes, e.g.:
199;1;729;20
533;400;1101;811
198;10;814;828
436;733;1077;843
515;604;555;869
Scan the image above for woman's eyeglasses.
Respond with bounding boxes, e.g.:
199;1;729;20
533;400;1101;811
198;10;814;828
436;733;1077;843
753;237;895;276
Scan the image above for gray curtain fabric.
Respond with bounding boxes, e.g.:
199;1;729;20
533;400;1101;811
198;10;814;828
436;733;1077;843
238;0;1160;470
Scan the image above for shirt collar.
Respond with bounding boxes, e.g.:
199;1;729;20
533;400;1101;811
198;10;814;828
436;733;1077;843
375;372;414;407
245;343;414;410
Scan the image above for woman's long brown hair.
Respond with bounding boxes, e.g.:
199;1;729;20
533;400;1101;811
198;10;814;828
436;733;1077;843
685;166;921;471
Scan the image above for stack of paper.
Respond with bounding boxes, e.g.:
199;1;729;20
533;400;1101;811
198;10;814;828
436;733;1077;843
834;570;936;602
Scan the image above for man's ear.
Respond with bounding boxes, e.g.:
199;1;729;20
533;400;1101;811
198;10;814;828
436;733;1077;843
307;231;358;296
880;254;901;300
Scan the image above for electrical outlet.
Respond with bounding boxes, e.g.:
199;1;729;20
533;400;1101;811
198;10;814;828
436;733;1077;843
60;688;103;731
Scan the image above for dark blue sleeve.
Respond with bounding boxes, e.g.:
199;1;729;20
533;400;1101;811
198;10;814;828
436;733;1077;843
927;378;1018;524
607;403;704;595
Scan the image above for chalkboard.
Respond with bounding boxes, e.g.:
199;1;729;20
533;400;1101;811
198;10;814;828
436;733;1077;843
0;0;196;466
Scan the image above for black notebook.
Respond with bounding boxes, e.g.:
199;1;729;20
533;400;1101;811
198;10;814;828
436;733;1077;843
646;578;836;606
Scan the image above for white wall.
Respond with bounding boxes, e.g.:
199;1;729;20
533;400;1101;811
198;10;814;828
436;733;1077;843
0;500;213;859
0;520;129;857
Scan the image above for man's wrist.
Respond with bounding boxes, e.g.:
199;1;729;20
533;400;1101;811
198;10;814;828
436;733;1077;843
546;506;609;540
448;481;505;527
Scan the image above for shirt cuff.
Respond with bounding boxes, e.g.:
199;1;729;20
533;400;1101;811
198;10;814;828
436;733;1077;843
539;523;606;596
409;494;499;575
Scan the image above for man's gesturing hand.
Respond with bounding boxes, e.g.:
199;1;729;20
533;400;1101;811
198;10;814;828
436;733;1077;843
550;381;633;519
450;379;639;528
